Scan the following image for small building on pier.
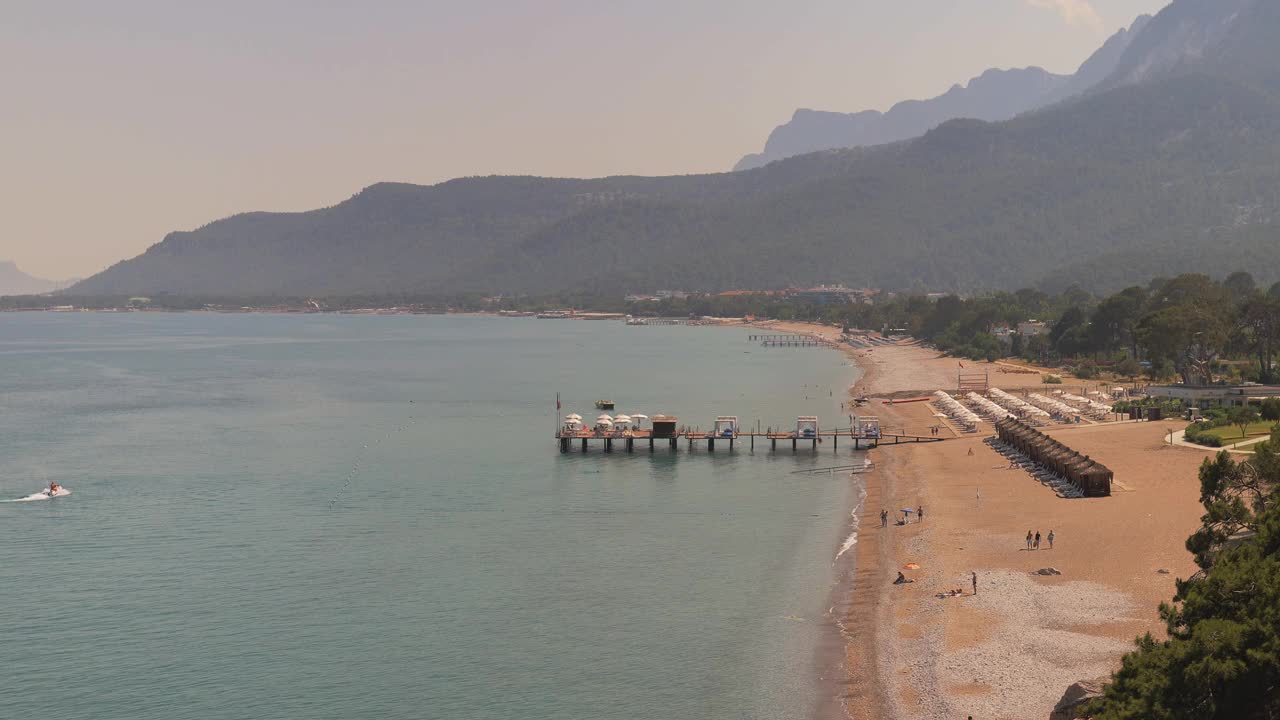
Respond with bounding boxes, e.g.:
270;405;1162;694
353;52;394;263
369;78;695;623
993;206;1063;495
797;416;819;438
714;416;739;438
651;415;679;438
854;416;881;439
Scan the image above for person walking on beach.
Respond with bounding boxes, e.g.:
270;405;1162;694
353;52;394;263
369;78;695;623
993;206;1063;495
880;509;888;528
917;505;924;522
1048;530;1055;549
1026;530;1033;550
1034;531;1041;550
971;571;978;595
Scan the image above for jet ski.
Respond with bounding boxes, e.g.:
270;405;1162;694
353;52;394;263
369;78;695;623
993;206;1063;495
11;487;72;502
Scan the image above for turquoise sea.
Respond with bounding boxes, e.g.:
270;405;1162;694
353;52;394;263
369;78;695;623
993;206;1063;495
0;314;862;720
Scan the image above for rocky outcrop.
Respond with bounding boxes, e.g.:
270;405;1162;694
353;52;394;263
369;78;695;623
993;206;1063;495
733;16;1151;170
1050;677;1108;720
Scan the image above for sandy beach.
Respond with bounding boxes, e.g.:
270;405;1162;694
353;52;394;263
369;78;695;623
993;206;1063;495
801;336;1220;720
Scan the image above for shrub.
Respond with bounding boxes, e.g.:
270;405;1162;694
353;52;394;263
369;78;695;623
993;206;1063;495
1043;374;1064;384
1261;397;1280;422
1075;361;1099;380
1184;429;1223;447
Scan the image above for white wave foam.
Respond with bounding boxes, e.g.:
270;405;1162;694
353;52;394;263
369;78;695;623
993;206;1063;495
835;470;869;561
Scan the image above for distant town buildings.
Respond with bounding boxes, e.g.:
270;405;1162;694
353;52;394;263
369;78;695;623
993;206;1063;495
624;285;883;305
1147;384;1280;408
788;285;877;305
1018;321;1048;337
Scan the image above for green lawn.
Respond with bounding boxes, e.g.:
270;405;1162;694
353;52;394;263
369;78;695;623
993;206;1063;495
1199;421;1279;443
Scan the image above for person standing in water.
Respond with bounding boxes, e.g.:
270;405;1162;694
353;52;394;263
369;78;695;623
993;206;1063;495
971;571;978;595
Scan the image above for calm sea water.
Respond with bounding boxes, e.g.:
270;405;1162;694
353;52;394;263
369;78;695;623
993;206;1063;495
0;314;861;720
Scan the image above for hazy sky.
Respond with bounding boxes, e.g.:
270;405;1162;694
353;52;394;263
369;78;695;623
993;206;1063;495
4;0;1168;279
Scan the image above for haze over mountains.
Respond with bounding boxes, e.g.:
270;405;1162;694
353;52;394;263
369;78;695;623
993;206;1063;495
733;15;1152;171
0;262;78;296
72;0;1280;299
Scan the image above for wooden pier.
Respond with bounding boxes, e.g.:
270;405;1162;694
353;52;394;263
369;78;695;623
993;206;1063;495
555;427;915;454
748;334;837;348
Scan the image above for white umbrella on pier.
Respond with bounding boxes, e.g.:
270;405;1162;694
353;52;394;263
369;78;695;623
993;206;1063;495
565;413;583;421
596;414;614;423
613;414;632;424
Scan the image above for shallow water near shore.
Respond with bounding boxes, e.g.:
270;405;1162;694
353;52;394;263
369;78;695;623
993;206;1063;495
1;313;860;720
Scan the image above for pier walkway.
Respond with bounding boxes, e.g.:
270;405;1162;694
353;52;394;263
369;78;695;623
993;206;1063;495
555;428;943;454
748;334;838;348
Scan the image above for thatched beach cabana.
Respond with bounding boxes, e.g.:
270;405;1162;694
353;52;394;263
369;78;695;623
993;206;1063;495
995;418;1113;497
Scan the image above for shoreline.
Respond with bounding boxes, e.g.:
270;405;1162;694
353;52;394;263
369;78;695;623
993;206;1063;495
820;337;1210;719
758;320;1209;719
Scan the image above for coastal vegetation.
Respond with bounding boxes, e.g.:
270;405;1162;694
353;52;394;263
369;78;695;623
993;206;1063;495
1084;436;1280;719
11;272;1280;392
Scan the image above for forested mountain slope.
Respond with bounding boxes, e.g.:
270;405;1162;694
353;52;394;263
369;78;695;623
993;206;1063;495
72;0;1280;298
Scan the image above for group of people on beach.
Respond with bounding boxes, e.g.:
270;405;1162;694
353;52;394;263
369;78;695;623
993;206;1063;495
1025;529;1055;550
878;505;923;527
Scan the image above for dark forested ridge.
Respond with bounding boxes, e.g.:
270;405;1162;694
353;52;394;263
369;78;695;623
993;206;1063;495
71;0;1280;299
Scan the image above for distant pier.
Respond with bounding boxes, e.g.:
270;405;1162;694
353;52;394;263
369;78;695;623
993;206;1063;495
555;426;943;454
748;334;837;348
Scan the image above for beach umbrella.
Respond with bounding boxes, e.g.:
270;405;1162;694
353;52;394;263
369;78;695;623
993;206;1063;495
565;413;582;421
901;508;914;514
613;414;632;424
629;414;648;421
597;414;613;422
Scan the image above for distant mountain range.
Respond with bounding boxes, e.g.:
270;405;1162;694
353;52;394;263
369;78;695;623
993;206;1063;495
733;14;1152;171
0;262;78;296
71;0;1280;299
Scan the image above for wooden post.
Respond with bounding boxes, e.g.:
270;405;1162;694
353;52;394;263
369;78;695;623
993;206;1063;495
708;438;715;452
626;438;634;453
605;438;612;453
581;438;588;453
729;438;734;452
792;438;797;453
649;438;654;452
